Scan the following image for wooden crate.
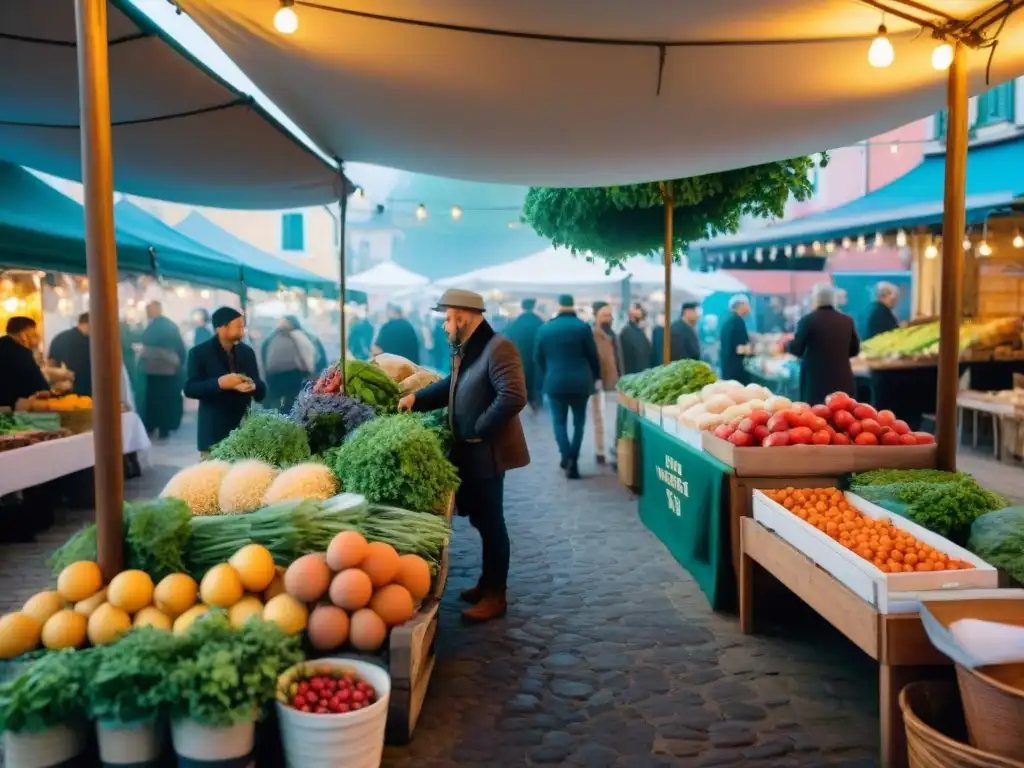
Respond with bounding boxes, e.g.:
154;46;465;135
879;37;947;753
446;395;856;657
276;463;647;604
386;598;441;745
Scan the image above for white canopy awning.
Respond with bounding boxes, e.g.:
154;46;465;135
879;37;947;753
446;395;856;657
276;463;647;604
172;0;1024;186
620;257;750;299
0;0;343;208
437;247;627;294
346;261;429;292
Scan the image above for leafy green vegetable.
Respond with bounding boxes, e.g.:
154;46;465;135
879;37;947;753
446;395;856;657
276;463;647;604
616;360;717;405
332;414;460;513
364;504;451;565
412;408;453;453
210;409;310;467
968;507;1024;584
0;649;95;733
87;628;180;724
849;469;1007;544
169;613;302;727
49;498;193;578
290;385;377;453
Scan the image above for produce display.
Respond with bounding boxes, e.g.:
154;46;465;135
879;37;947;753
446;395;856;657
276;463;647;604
48;494;451;581
313;359;401;413
372;352;444;394
616;359;718;405
849;468;1007;544
279;663;379;715
762;487;976;573
209;409;311;467
708;391;934;448
290;384;377;455
0;412;61;433
669;380;780;429
968;506;1024;585
859;316;1021;360
0;428;73;452
15;394;92;412
329;414;460;513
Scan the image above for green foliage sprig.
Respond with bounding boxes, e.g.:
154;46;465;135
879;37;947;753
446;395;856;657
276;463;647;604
332;413;460;513
0;649;95;733
521;154;827;266
210;409;311;467
87;628;181;724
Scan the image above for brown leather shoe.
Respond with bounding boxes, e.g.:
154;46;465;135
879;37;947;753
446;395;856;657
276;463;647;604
461;593;507;623
459;585;484;604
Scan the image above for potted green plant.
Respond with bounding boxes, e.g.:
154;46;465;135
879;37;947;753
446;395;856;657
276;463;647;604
168;613;302;765
0;649;94;767
87;627;179;766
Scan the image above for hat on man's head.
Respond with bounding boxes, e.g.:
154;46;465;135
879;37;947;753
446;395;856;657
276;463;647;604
592;301;609;313
521;298;536;311
433;288;486;313
212;306;243;328
557;294;574;309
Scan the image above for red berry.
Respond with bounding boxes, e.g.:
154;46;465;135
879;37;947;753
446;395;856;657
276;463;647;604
306;692;319;704
352;703;363;711
311;678;326;691
351;690;365;703
337;688;350;701
301;705;312;713
297;681;310;694
356;681;368;691
337;703;350;713
292;695;306;708
316;706;328;714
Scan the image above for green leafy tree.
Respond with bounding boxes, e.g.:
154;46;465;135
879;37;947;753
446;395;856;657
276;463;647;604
521;155;826;362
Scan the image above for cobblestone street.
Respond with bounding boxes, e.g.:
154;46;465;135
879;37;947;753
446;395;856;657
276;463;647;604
0;410;885;767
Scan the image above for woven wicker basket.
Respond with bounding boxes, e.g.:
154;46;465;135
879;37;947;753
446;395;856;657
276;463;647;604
956;663;1024;761
58;409;93;435
900;681;1024;768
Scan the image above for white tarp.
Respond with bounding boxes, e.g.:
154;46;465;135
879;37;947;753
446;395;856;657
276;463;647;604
437;247;627;294
346;261;429;292
0;1;343;208
172;0;1024;185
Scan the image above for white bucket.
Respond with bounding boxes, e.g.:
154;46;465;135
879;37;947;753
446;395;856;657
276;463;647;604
275;658;391;768
3;722;87;768
96;718;164;765
170;718;255;767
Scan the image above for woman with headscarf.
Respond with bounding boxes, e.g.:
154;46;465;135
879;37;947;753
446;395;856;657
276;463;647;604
261;315;318;412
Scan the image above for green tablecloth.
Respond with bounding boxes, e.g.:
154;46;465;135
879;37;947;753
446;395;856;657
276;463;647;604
636;419;733;610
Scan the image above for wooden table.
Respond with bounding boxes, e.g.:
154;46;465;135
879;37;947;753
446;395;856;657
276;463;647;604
957;390;1016;459
739;517;949;768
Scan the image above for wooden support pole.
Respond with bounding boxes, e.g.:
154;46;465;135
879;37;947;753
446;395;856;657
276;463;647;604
935;44;969;472
663;193;674;366
337;165;348;381
75;0;123;579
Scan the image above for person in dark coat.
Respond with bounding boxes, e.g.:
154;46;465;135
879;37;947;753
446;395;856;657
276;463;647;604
618;302;653;375
862;282;900;341
184;307;267;456
189;309;213;348
261;315;317;413
48;313;92;397
0;316;50;409
535;294;601;479
504;298;544;411
720;294;753;384
138;302;187;440
651;302;702;366
786;284;861;405
400;288;529;623
347;308;375;360
373;304;420;363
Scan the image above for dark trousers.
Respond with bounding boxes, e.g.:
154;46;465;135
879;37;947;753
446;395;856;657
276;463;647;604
548;395;589;462
455;474;509;593
143;374;182;438
266;369;308;413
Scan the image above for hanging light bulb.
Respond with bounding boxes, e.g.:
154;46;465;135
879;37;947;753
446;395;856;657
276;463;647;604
873;232;884;249
769;247;778;262
200;289;211;299
1013;230;1024;248
796;244;807;257
868;25;894;68
273;0;299;34
784;245;793;258
841;237;852;250
740;251;748;263
754;248;763;263
856;235;867;251
729;252;737;263
963;235;972;250
925;242;938;259
825;241;836;254
450;205;463;221
415;204;428;221
931;42;954;71
890;144;899;154
896;229;907;247
978;240;993;257
811;240;822;254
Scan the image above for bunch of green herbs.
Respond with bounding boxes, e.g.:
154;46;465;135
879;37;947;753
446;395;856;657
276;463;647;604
210;409;310;467
365;504;452;566
0;649;95;733
619;360;717;404
331;414;460;513
87;628;181;724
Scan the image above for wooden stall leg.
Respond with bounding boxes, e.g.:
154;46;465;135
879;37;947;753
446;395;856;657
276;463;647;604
879;664;934;768
739;524;754;635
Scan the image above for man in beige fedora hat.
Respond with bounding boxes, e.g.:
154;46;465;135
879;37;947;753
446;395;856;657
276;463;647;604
398;288;529;622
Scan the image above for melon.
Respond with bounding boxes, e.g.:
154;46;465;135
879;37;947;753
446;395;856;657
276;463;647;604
87;603;132;645
228;596;264;628
173;604;210;635
57;561;103;603
160;460;232;516
107;570;154;614
41;609;87;650
74;588;109;618
263;463;338;505
369;584;415;627
229;544;277;593
218;460;279;514
348;608;387;652
284;554;331;603
22;591;65;625
262;594;308;635
328;569;373;611
0;612;42;659
200;564;244;608
395;555;432;601
360;542;401;586
134;606;172;631
154;573;198;617
326;531;369;571
307;605;349;651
